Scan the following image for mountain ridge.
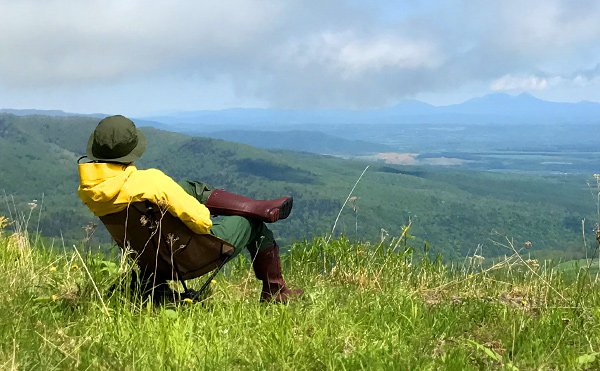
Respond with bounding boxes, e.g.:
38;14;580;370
138;93;600;128
4;93;600;128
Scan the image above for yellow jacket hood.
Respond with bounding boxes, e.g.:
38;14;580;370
78;162;135;204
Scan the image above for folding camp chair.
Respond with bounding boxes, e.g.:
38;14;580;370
99;201;235;302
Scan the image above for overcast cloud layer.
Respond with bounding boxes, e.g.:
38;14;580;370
1;0;599;115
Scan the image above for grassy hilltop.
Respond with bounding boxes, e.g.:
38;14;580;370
1;221;600;369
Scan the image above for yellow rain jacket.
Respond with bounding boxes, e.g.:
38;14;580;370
78;163;212;234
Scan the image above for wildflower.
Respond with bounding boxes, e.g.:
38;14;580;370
52;295;58;301
211;279;217;284
140;215;150;226
525;259;539;268
49;266;57;272
71;264;79;270
183;298;193;304
360;266;365;272
166;233;179;246
521;300;527;306
82;222;97;236
0;216;11;229
350;196;359;213
468;274;473;279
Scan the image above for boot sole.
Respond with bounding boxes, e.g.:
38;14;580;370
277;197;293;221
267;196;293;222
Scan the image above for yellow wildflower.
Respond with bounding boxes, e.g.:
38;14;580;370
71;264;79;270
468;274;473;279
183;298;193;304
52;295;58;301
0;216;11;229
521;300;527;306
49;266;57;272
211;279;217;284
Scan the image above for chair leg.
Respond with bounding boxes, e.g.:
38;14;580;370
187;256;231;302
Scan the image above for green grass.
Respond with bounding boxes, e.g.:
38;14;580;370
1;225;600;370
554;259;600;283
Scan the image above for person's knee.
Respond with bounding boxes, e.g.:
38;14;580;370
228;216;274;254
213;215;274;254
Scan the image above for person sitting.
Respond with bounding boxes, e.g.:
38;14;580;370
77;115;302;303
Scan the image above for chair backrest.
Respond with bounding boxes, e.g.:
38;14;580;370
99;201;234;282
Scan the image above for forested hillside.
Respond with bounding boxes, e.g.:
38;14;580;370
189;129;396;155
0;113;596;260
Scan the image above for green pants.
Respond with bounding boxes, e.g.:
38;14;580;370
178;180;274;258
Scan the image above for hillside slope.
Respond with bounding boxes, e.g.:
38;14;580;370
0;113;596;259
191;129;395;155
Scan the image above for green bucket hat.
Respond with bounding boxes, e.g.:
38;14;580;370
86;115;147;163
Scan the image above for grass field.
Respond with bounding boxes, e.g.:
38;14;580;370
2;217;600;371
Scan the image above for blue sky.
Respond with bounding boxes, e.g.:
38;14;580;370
1;0;599;116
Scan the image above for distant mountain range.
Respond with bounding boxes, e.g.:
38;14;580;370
3;93;600;130
0;108;106;118
138;93;600;129
4;93;600;157
0;108;164;129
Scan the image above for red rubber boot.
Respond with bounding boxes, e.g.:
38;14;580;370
204;190;293;223
252;243;303;303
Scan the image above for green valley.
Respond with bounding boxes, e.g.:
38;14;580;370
0;113;597;260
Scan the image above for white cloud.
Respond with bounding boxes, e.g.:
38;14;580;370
335;34;442;78
491;75;548;91
1;0;600;112
275;31;443;78
0;0;285;87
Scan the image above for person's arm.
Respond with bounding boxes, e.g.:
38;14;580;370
129;169;212;234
